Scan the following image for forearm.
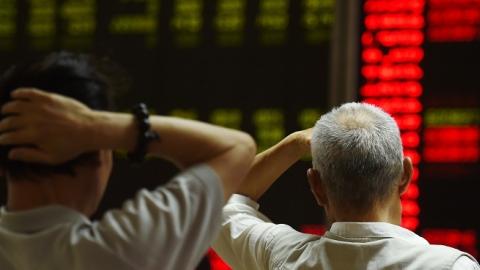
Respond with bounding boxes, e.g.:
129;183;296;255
90;111;253;168
237;132;307;201
0;88;254;182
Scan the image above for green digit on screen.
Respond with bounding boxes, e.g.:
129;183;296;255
169;109;199;120
170;0;203;47
109;0;158;46
210;109;242;129
253;109;285;152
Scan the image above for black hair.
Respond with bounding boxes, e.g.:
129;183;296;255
0;51;118;179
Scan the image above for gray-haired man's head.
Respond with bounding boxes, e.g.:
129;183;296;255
311;102;405;213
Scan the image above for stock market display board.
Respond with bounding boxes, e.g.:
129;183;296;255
359;0;480;258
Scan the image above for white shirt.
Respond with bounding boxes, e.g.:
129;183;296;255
213;194;479;270
0;164;224;270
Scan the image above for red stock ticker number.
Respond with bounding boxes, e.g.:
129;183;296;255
428;0;480;42
362;30;424;47
362;47;424;64
424;127;480;162
364;1;425;13
361;0;424;231
361;82;423;97
365;14;425;30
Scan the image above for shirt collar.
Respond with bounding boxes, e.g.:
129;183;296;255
0;205;90;233
327;222;428;245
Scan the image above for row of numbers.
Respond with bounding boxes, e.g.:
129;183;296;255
0;0;334;49
169;108;322;151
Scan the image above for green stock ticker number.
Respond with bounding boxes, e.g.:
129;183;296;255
424;108;480;127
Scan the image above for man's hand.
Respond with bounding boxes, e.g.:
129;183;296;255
0;88;96;164
288;128;312;157
237;128;313;201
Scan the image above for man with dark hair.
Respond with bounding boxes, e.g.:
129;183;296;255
0;52;256;270
0;52;116;178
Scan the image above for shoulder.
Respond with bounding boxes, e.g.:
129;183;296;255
91;164;224;237
429;245;479;268
170;163;222;190
267;227;322;269
406;244;478;269
159;163;223;203
452;255;480;270
427;244;473;259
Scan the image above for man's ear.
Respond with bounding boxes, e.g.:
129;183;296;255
307;168;328;207
399;157;413;195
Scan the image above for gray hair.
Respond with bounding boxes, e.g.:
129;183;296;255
311;102;404;212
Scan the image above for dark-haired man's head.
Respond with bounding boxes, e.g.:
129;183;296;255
0;51;117;215
0;51;114;179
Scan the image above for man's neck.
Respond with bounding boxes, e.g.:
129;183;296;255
328;197;402;225
7;177;92;215
334;211;399;225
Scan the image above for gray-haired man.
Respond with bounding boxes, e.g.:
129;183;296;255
213;102;479;270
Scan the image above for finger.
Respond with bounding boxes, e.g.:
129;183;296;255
1;100;30;115
0;130;32;145
8;147;52;163
0;116;24;133
11;88;51;101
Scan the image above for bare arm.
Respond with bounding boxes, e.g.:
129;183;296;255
0;88;256;200
237;129;311;201
89;112;256;199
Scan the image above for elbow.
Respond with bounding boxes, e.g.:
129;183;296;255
229;131;256;178
216;132;256;199
234;133;257;186
236;132;257;164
